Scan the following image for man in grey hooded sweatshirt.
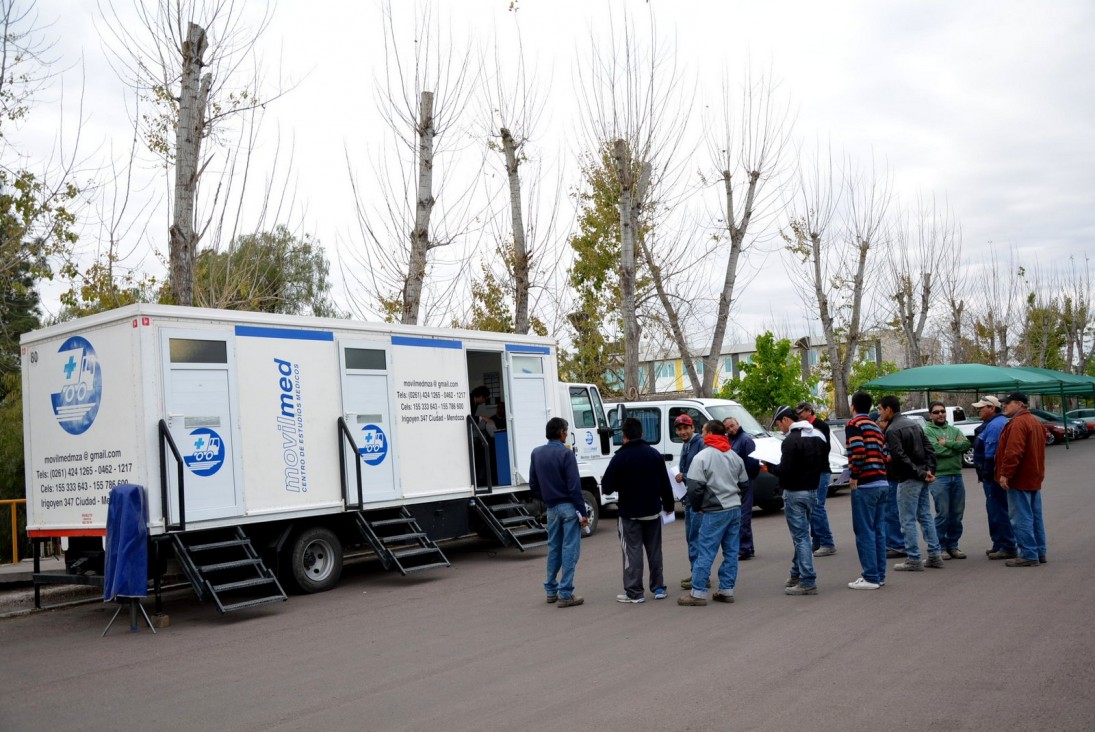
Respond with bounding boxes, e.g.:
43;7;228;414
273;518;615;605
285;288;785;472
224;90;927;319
678;420;749;607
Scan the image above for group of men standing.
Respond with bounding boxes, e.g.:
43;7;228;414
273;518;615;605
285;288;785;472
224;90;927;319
528;388;1048;607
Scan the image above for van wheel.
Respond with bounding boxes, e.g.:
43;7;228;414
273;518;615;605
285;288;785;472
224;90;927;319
581;490;599;537
287;526;343;594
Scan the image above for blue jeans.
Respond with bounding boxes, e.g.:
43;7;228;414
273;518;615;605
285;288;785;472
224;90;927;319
739;481;754;557
884;481;904;550
930;474;966;550
684;505;700;569
897;479;941;562
544;504;581;599
690;508;741;599
1007;489;1046;561
851;481;889;585
983;479;1016;552
784;490;817;587
811;472;835;550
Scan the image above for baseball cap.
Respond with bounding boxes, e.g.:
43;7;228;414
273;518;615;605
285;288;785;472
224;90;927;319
971;396;1001;409
774;405;797;422
1002;392;1029;405
674;414;694;427
794;401;813;414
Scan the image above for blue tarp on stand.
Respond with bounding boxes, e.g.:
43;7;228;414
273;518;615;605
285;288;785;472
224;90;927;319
102;484;149;601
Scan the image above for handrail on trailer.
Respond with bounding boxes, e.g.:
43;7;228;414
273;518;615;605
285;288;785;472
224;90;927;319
337;417;365;509
466;415;493;495
0;498;26;564
158;420;187;531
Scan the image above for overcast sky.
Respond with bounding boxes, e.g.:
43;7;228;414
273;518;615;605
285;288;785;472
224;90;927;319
23;0;1095;344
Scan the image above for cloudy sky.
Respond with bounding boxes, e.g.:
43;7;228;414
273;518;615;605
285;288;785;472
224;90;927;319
21;0;1095;343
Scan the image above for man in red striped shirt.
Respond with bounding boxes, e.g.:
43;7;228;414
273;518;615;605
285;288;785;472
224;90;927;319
845;392;892;590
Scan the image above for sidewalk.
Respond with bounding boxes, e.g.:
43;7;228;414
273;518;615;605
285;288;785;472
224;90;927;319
0;555;67;586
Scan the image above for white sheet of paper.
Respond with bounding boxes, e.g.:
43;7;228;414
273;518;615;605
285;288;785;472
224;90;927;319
661;510;676;525
668;464;687;500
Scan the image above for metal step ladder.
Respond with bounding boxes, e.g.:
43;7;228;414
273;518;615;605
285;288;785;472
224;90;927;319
352;508;451;575
171;527;287;613
471;494;548;551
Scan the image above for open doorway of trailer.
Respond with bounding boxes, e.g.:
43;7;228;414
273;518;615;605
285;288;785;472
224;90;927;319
466;350;508;488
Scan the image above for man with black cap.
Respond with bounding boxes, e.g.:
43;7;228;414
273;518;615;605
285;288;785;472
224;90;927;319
971;395;1017;559
766;405;829;595
674;414;706;589
795;401;836;557
996;392;1047;567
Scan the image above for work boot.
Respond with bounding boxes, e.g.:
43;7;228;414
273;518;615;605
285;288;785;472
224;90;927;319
894;560;924;572
1005;557;1038;567
988;550;1017;560
925;555;946;569
785;584;818;596
785;575;800;588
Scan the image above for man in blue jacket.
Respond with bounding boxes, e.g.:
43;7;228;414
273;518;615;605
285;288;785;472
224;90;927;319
601;418;676;603
529;417;589;608
725;417;760;560
674;414;706;590
971;396;1016;559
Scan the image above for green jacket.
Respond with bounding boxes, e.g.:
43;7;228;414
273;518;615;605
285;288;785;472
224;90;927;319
922;422;970;476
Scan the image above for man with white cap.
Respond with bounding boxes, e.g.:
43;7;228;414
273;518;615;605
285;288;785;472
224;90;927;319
971;395;1016;559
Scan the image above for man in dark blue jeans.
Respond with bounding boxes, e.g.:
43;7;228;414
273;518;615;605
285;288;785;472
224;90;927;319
972;396;1016;559
845;392;891;590
529;417;589;608
795;402;836;557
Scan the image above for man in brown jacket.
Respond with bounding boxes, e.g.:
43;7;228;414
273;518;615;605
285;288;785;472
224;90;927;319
995;392;1047;567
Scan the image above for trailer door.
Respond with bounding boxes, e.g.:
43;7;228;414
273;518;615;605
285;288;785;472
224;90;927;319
505;348;551;484
160;330;243;522
339;343;398;503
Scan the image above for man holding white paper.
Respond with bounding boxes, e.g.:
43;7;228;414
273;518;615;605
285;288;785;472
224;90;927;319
601;418;677;603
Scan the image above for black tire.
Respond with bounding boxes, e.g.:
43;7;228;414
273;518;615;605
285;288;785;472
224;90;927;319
962;449;975;468
1045;430;1057;446
286;526;343;594
753;473;784;512
581;490;599;537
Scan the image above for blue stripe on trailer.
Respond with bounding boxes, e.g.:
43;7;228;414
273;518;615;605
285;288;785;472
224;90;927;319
505;344;550;354
235;325;334;341
391;335;463;349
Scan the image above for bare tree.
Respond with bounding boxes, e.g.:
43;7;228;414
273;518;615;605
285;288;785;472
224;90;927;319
1061;254;1093;374
887;194;959;368
345;0;479;326
573;8;691;398
968;246;1023;366
784;145;893;418
100;0;278;305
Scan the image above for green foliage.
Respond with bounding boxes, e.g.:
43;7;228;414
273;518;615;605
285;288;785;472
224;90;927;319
1018;292;1066;370
193;226;341;317
716;332;816;420
452;244;546;336
849;358;899;392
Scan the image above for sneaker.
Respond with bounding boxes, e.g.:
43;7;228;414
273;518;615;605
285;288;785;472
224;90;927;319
677;594;707;606
848;577;880;590
886;548;907;558
785;575;800;588
712;591;735;603
785;584;818;596
894;560;924;572
1005;557;1038;567
940;551;952;560
616;594;645;604
557;595;584;608
653;587;668;600
813;546;836;557
1039;555;1047;564
925;555;946;569
948;548;967;559
546;595;558;604
988;550;1017;560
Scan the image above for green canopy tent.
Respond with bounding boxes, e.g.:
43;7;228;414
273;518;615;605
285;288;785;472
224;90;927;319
861;363;1088;446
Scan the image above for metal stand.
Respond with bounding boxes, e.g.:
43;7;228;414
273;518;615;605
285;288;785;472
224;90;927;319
102;597;157;637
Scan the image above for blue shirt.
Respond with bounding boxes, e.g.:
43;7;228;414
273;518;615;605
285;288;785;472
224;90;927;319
679;433;704;476
980;414;1009;459
528;439;586;517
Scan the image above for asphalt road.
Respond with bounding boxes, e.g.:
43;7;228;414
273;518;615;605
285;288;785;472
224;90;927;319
2;443;1094;731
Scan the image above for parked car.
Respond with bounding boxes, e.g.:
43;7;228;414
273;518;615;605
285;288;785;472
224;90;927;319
1065;408;1095;435
1034;415;1073;446
1030;408;1089;439
906;405;976;468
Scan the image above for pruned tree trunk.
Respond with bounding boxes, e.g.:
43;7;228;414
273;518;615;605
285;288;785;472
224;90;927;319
500;127;530;334
615;138;642;398
403;90;435;325
169;22;210;307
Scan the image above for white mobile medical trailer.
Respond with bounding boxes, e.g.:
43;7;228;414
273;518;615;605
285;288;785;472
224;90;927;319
22;304;593;613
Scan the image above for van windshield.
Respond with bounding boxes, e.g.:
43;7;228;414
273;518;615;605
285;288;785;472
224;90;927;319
705;405;769;437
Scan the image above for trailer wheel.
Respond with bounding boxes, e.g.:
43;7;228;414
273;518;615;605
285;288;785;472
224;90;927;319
287;526;343;594
581;490;599;537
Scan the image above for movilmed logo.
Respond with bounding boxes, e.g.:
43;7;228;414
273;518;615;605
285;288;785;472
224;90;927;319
183;428;226;477
358;424;388;466
585;431;595;446
50;336;102;435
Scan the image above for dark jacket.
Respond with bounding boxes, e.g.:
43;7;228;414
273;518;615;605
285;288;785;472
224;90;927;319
728;430;760;480
528;440;587;517
767;426;828;491
885;413;936;482
601;439;676;518
806;415;833;474
678;433;704;476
